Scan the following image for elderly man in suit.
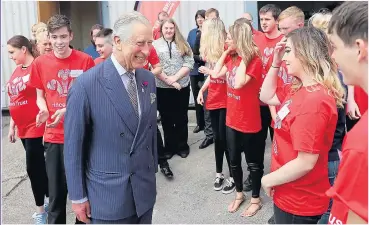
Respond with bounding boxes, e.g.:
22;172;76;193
64;11;157;224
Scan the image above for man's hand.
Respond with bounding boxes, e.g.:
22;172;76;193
47;108;66;128
172;82;182;90
72;201;91;224
8;128;16;143
36;109;49;127
347;99;361;120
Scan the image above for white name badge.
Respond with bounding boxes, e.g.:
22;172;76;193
70;70;84;78
277;104;290;121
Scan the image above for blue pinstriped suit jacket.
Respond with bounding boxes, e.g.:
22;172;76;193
64;57;158;221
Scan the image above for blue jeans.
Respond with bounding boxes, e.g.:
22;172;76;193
318;159;340;224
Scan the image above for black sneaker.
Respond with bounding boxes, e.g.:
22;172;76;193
222;178;236;194
214;176;224;191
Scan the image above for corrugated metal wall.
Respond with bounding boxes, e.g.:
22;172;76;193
106;1;245;105
107;1;245;37
1;1;38;108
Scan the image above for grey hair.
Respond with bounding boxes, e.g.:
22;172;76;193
113;11;151;43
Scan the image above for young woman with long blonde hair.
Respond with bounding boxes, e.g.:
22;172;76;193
196;18;234;194
260;27;345;224
208;22;264;216
153;18;194;159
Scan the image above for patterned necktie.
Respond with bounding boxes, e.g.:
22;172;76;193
125;71;139;118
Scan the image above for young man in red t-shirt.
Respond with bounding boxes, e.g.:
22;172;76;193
28;15;95;224
326;2;368;224
243;4;283;193
94;28;113;64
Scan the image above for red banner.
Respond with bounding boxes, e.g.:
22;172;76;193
135;1;180;26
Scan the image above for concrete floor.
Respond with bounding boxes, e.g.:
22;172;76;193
1;111;273;224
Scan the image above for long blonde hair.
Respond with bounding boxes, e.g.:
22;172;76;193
230;20;260;66
35;27;48;43
160;18;192;56
308;9;332;33
286;27;345;107
199;18;226;64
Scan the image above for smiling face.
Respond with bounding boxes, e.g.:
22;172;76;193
329;32;368;86
260;12;278;34
49;26;73;58
282;38;304;78
37;33;52;55
114;22;153;70
95;36;113;59
162;21;175;40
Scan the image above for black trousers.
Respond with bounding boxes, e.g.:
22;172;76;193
20;137;49;207
226;127;263;197
202;84;214;139
91;207;153;224
44;142;85;224
209;108;231;175
44;142;68;224
346;116;359;132
190;75;205;128
274;204;322;224
157;126;168;167
157;86;190;154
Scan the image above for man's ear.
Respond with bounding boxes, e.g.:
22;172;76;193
114;36;122;51
356;39;368;62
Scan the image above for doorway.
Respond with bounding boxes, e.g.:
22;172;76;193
37;1;102;51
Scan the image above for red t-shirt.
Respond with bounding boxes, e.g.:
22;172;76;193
226;55;262;133
206;55;232;110
254;33;284;106
326;111;368;224
143;47;160;70
94;57;105;65
153;27;161;40
28;50;95;144
354;86;368;114
7;65;45;138
271;84;338;216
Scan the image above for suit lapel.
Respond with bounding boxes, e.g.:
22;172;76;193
98;58;138;135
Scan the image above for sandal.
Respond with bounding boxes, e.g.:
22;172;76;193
241;200;263;217
228;194;246;213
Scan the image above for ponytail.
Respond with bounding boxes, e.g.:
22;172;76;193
7;35;39;58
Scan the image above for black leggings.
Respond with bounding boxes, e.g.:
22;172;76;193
21;137;49;207
209;108;231;176
226;127;264;198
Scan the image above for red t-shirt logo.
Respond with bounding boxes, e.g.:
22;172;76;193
46;69;72;97
7;75;29;98
226;66;237;89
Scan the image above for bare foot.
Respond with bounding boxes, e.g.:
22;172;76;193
228;193;245;213
241;197;262;217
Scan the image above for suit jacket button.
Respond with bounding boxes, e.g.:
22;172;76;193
149;125;152;128
120;133;124;137
146;146;149;150
130;172;134;176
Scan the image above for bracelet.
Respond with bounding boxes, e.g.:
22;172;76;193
271;64;280;69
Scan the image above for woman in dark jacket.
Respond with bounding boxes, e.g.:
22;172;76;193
187;10;206;134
